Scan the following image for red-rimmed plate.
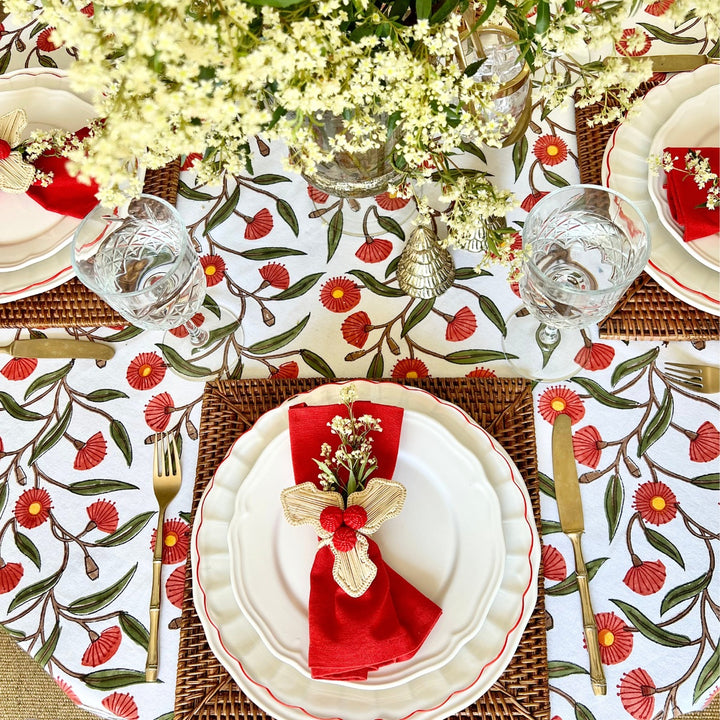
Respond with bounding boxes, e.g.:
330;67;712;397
192;380;539;720
602;65;720;316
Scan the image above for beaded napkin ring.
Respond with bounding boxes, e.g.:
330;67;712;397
0;109;36;193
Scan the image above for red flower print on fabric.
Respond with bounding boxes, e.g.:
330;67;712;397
259;262;290;290
151;518;190;564
307;185;330;203
633;481;677;525
126;352;166;391
74;431;108;470
244;208;273;240
55;677;82;705
466;367;497;378
200;254;226;287
166;564;186;608
644;0;673;14
1;357;38;381
615;28;652;56
36;27;60;51
79;3;94;16
319;277;361;313
593;612;633;665
619;668;656;720
0;561;24;594
445;306;477;342
180;152;202;171
533;135;568;166
102;692;139;720
169;312;205;338
86;500;119;533
355;237;393;263
375;191;410;211
689;421;720;463
341;311;372;348
623;558;666;596
391;358;429;380
14;488;52;529
538;386;586;424
574;341;615;370
520;191;548;211
541;545;566;581
144;392;175;431
81;626;122;667
270;361;300;379
572;425;603;468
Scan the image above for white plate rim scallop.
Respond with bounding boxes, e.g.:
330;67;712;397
602;64;720;316
192;380;540;720
647;83;720;271
227;408;506;689
0;69;78;301
0;84;97;271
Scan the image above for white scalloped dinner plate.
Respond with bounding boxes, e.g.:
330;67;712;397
227;408;505;689
0;69;83;300
0;85;96;272
647;83;720;271
193;381;539;720
602;64;720;316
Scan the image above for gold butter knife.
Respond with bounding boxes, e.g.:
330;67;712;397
609;54;719;72
552;413;607;696
0;339;115;360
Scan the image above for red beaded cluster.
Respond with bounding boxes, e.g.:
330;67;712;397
0;140;12;160
319;505;369;553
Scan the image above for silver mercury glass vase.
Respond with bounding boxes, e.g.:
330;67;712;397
397;224;455;298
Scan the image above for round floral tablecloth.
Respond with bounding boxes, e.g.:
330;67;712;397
0;8;719;720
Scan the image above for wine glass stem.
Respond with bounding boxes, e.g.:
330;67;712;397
537;323;560;347
185;319;209;347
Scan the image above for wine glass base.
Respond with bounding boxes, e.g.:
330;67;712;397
501;306;583;382
158;302;243;381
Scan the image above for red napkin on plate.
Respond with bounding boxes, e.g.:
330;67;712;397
288;401;442;681
663;146;720;241
26;127;99;219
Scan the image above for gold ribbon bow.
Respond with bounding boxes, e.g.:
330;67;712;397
0;109;36;194
281;478;406;598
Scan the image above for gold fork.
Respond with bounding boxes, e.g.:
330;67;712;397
665;362;720;395
145;432;182;682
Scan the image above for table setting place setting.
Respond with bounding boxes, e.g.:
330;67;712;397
0;3;719;720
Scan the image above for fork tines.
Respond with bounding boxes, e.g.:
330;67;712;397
665;363;704;389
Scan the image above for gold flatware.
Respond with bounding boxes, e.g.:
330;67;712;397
145;433;182;682
609;54;719;72
665;362;720;394
552;413;607;696
0;338;114;360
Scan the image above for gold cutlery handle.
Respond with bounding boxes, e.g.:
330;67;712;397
569;531;607;696
145;510;165;682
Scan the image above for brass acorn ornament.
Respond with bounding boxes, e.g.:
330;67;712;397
396;223;455;299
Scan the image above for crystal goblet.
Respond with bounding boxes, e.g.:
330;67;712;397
72;194;241;379
502;185;651;380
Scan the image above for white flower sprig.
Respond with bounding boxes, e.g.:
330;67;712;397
650;149;720;210
315;384;382;499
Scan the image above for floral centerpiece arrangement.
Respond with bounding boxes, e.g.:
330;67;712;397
6;0;718;268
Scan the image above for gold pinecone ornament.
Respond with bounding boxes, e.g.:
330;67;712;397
397;224;455;299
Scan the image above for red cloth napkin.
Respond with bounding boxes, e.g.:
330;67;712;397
663;146;720;241
26;127;99;219
288;400;442;681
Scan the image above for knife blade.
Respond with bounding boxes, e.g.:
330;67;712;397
552;413;607;696
0;339;115;360
610;54;717;73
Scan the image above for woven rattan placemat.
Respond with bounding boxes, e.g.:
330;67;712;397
175;376;549;720
575;83;720;341
0;159;181;329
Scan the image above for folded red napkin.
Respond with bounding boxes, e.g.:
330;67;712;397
663;146;720;241
288;401;442;681
26;127;99;219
